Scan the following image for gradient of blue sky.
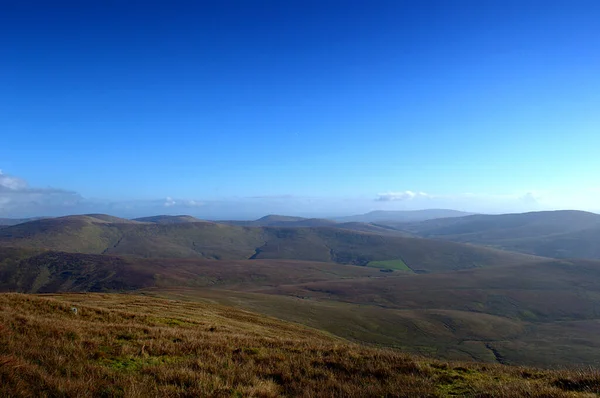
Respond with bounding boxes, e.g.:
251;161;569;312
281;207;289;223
1;1;599;218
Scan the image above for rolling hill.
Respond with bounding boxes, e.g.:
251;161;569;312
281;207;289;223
222;214;338;228
0;217;48;227
221;215;412;237
4;211;600;369
394;210;600;259
3;245;600;368
133;215;204;224
157;257;600;368
0;214;542;272
335;209;476;223
3;293;596;397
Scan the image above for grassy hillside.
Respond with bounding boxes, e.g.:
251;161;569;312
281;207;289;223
394;210;600;259
3;246;600;367
335;209;476;223
133;215;204;224
0;217;49;227
223;215;337;228
240;259;600;367
2;293;598;397
0;248;392;293
0;215;542;272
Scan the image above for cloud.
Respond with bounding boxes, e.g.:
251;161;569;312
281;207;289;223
0;170;28;191
376;191;430;202
163;197;203;208
164;197;176;207
186;200;203;207
0;170;85;217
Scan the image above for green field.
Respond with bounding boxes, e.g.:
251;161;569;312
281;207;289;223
367;258;413;272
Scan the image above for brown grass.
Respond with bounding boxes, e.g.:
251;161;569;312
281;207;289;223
1;293;598;397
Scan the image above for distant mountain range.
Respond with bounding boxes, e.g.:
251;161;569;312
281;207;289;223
2;209;600;261
334;209;476;223
0;217;48;227
3;209;600;368
0;214;539;272
0;209;474;227
394;210;600;259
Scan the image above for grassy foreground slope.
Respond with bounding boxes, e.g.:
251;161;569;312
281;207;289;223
0;215;542;272
4;247;600;368
1;293;599;397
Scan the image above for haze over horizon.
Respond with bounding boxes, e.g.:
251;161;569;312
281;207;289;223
2;1;599;218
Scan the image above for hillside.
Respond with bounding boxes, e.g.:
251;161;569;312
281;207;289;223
0;248;390;293
335;209;476;223
2;293;598;397
222;215;411;236
0;215;542;272
156;257;600;368
395;210;600;259
0;217;48;227
133;215;204;224
223;215;337;228
3;246;600;367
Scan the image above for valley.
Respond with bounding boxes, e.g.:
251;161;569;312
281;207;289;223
2;210;600;371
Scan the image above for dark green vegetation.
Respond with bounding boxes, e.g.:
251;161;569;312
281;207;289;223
2;293;600;397
366;258;412;271
393;210;600;260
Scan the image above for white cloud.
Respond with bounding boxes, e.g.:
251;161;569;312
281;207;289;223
186;200;203;207
376;191;430;202
164;197;176;207
0;170;85;217
163;198;203;208
0;170;28;191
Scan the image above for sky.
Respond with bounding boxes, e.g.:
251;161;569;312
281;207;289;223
1;0;600;219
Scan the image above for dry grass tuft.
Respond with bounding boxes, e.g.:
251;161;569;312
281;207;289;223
1;293;598;397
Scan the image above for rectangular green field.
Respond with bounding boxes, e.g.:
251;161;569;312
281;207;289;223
366;259;413;272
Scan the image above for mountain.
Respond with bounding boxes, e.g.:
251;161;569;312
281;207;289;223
0;214;541;272
3;293;593;397
82;214;141;223
133;215;204;224
222;214;337;228
0;217;49;227
335;209;476;223
3;246;600;368
221;215;411;237
396;210;600;259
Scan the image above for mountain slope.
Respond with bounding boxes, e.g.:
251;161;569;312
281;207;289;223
223;215;337;228
396;210;600;259
3;293;593;397
3;247;600;367
0;217;48;227
133;215;204;224
335;209;475;223
0;215;542;272
0;248;389;293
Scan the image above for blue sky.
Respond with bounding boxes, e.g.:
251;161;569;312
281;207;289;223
1;1;599;218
